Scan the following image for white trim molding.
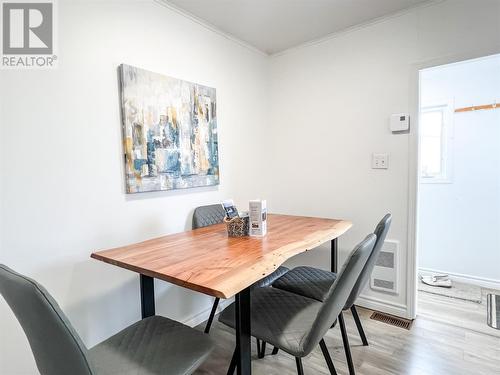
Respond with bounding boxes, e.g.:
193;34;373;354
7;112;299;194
419;267;500;291
357;294;410;319
407;46;500;320
155;0;267;57
271;0;443;58
158;0;443;58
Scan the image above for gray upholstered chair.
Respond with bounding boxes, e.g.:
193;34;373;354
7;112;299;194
192;204;289;335
192;203;227;230
271;214;392;374
0;265;214;375
219;234;377;375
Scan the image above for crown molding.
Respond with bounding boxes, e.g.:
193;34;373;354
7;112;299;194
155;0;269;57
271;0;444;58
156;0;444;58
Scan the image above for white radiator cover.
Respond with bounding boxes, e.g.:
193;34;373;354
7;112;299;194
370;240;399;295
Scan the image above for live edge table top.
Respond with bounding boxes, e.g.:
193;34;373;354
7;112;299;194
91;214;352;299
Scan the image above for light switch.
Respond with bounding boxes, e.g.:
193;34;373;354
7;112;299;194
372;153;388;169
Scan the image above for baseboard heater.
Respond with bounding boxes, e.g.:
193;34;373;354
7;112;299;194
370;240;399;294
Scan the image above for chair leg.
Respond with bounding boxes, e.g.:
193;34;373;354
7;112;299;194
295;357;305;375
338;312;356;375
319;339;338;375
272;346;279;355
350;306;368;346
256;339;261;356
227;347;237;375
258;341;267;358
204;297;220;334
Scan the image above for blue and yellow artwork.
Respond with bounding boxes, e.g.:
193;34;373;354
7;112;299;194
119;64;219;193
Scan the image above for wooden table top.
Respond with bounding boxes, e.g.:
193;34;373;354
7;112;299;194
91;214;352;298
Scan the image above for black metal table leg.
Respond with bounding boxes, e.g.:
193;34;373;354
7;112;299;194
330;238;339;328
235;287;251;375
331;238;338;273
140;274;155;319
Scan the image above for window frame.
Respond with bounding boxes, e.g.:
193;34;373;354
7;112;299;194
419;103;454;184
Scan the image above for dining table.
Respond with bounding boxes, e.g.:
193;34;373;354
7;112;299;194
91;213;352;375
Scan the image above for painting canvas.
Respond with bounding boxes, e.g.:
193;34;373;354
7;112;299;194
119;64;219;193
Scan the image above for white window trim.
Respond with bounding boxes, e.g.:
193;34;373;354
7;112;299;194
419;102;454;184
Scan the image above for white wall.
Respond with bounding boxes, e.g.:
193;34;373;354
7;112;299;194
419;55;500;285
0;1;268;373
267;0;500;316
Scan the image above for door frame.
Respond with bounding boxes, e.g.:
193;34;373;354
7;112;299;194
406;46;500;319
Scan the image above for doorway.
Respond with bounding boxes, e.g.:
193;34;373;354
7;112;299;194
415;54;500;334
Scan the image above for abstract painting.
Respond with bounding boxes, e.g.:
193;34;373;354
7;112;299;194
119;64;219;193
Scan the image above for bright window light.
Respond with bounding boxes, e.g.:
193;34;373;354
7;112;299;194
419;105;452;182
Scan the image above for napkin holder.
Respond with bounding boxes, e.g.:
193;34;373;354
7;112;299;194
224;216;249;237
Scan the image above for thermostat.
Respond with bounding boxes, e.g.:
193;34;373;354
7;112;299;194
390;113;410;132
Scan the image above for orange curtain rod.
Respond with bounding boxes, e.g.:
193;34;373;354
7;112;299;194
455;103;499;113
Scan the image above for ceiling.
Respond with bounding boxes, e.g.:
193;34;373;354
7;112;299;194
164;0;431;55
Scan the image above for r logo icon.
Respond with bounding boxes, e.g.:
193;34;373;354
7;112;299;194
2;2;53;54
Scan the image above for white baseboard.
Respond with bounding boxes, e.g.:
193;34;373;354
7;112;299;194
181;293;411;327
419;267;500;290
356;294;410;319
182;297;234;328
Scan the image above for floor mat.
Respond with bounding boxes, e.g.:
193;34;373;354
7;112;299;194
418;279;482;303
487;294;500;329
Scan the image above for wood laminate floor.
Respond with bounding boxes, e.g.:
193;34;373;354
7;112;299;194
194;290;500;375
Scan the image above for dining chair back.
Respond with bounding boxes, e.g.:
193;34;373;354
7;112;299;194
220;233;377;375
302;233;376;355
192;204;226;229
0;264;93;375
344;213;392;309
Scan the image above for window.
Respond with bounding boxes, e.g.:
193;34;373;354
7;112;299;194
419;105;452;183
